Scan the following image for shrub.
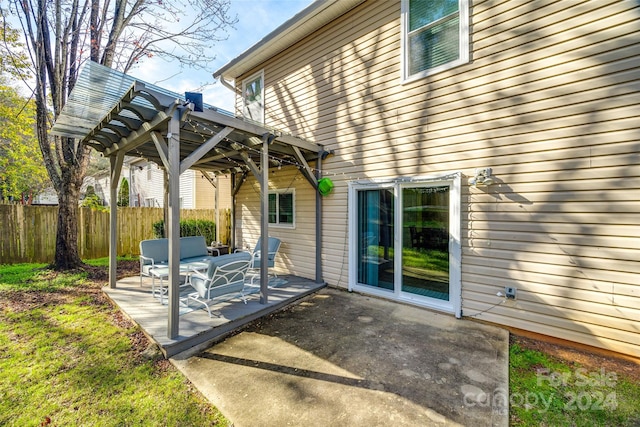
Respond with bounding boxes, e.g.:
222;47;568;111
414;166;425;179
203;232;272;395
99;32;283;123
80;186;108;211
152;219;216;243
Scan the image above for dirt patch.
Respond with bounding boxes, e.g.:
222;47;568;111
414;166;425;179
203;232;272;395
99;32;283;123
511;335;640;383
85;259;140;282
1;260;159;363
2;260;140;313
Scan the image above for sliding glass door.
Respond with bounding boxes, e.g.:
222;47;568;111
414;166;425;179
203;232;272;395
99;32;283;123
356;188;394;290
401;185;450;301
349;176;460;315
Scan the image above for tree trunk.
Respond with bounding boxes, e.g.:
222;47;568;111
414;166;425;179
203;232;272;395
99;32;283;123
51;139;87;269
55;190;82;269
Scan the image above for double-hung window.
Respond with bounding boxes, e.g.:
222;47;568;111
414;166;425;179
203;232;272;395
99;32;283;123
268;190;295;228
402;0;469;81
242;71;265;123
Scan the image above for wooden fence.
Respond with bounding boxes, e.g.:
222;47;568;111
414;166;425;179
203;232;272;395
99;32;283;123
0;205;230;264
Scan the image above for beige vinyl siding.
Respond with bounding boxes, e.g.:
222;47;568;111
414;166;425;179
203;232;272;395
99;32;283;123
235;166;317;279
193;173;232;211
217;175;232;211
194;172;214;209
235;0;640;356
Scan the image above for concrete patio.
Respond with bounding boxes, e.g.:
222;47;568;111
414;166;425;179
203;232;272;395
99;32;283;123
171;287;509;426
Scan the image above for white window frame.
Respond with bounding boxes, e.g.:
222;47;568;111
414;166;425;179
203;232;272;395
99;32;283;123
347;173;461;317
400;0;470;83
241;70;265;123
268;189;295;229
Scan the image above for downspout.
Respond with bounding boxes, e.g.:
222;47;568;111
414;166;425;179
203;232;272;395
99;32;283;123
216;75;241;96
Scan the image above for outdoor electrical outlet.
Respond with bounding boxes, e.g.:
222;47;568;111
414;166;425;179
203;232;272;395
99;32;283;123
505;287;517;299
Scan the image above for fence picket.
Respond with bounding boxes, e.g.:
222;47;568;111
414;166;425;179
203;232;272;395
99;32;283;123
0;205;227;264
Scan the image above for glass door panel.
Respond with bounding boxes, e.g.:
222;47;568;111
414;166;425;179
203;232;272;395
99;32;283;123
401;186;450;300
357;189;394;291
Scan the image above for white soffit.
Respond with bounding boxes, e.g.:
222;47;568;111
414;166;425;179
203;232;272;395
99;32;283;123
214;0;366;80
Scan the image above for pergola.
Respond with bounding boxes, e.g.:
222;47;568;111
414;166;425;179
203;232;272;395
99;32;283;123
52;61;326;338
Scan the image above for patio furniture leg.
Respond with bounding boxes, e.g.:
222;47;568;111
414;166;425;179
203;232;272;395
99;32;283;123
187;294;213;317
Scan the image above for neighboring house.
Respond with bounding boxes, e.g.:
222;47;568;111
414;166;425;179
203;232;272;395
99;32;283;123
214;0;640;357
128;159;162;207
127;158;199;208
82;168;127;206
32;187;59;205
77;157;228;209
128;158;230;209
37;171;128;207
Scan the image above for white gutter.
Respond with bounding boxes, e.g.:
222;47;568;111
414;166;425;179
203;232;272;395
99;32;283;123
213;0;365;81
217;75;240;95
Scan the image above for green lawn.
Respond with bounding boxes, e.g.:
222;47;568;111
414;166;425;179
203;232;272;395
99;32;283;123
373;246;449;273
0;259;229;426
509;338;640;426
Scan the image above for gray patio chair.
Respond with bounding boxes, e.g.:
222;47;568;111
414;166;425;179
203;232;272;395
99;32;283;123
186;252;251;317
237;237;282;285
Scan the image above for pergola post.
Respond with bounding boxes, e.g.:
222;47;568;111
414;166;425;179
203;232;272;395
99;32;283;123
108;152;125;289
259;134;271;304
231;172;237;251
167;109;182;339
315;152;323;284
215;175;220;244
163;170;169;231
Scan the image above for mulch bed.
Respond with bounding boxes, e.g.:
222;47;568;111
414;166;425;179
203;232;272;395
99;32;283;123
511;335;640;383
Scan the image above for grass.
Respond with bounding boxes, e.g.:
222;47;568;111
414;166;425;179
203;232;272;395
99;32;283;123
509;340;640;426
0;259;229;426
403;247;449;273
373;246;449;273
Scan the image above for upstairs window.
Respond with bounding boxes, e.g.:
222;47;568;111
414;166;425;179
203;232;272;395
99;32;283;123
268;190;294;228
402;0;469;81
242;71;264;123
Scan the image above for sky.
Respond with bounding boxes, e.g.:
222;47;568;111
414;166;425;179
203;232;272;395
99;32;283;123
127;0;314;112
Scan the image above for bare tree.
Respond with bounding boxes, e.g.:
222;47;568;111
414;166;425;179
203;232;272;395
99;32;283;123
6;0;235;269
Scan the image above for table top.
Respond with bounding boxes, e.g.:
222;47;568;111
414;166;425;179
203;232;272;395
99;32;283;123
150;261;209;277
207;245;230;256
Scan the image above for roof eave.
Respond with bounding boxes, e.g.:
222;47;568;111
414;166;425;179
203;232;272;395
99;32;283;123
213;0;365;80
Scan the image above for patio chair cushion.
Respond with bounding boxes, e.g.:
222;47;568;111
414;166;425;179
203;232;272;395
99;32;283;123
180;236;214;263
249;237;281;268
140;238;169;264
140;236;217;267
140;236;216;285
141;262;168;277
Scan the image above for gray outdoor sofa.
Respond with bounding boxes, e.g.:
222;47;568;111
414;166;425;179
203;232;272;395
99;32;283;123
140;236;253;315
139;235;217;285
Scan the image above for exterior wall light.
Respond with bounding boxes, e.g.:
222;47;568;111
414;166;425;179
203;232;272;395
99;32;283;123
468;168;495;186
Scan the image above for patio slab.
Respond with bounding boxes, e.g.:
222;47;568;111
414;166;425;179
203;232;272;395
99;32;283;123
171;287;509;426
